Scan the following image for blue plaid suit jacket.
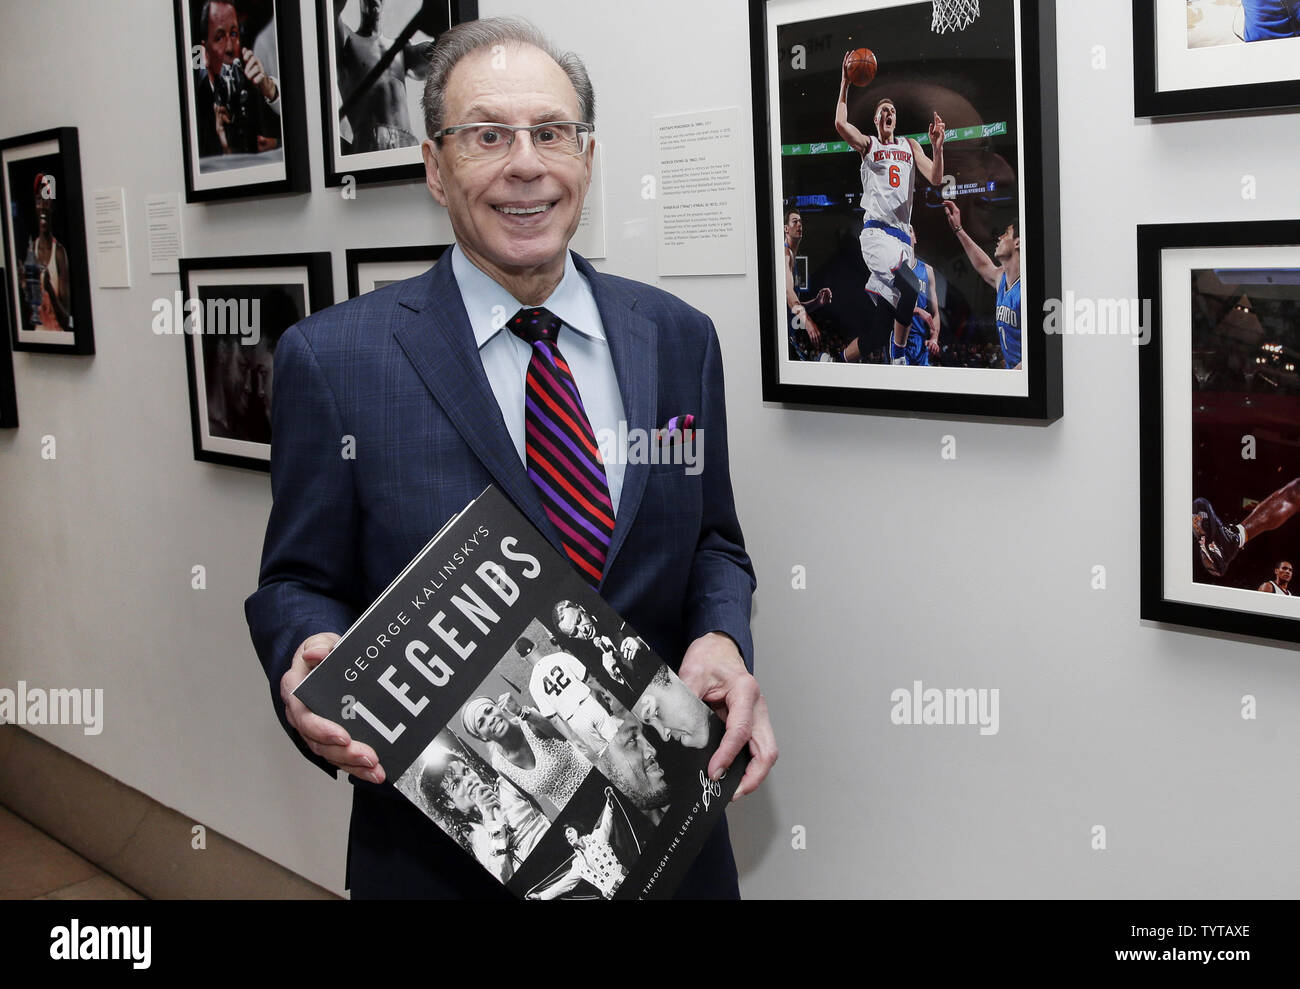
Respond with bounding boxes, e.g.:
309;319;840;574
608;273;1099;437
244;250;755;896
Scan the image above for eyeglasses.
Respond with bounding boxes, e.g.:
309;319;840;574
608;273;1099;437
430;121;593;160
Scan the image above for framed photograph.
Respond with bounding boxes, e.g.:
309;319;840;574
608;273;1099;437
750;0;1061;419
318;0;479;188
0;128;94;355
345;243;449;297
180;252;333;471
1139;219;1300;644
1134;1;1300;117
0;274;17;428
172;0;311;202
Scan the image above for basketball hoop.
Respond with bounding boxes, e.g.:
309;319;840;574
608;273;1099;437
932;0;979;33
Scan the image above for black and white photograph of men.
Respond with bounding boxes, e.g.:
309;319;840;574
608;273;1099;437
633;665;716;751
551;597;648;693
330;0;433;154
319;0;473;181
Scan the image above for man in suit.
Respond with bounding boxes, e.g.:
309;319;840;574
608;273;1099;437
245;16;776;899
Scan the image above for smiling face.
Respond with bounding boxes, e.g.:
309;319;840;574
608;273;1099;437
421;43;593;299
470;700;509;741
33;192;53;235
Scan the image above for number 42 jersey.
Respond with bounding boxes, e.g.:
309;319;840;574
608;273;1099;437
528;652;620;757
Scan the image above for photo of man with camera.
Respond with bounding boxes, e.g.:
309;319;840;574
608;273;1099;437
193;0;284;164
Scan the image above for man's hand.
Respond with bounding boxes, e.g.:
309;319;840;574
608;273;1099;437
813;287;833;308
280;632;385;783
600;650;628;686
928;111;946;151
677;632;777;800
214;103;231;154
619;636;642;664
242;48;278;102
942;199;962;232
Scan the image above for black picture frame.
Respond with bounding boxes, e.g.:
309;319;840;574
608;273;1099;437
0;127;95;356
345;243;450;297
1134;1;1300;118
317;0;479;188
1138;219;1300;645
0;274;17;428
172;0;311;203
180;251;333;472
750;0;1061;420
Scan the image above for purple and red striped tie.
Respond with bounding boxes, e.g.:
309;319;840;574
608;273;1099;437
509;307;614;587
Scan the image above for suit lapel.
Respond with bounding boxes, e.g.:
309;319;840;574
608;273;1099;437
391;255;561;552
574;255;657;587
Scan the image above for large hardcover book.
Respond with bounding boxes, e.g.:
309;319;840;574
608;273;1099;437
294;485;746;899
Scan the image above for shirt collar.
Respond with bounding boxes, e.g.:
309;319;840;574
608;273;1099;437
451;245;605;350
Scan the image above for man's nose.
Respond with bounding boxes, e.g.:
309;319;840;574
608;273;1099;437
502;131;548;178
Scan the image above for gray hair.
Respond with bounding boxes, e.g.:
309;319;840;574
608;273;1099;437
421;17;596;140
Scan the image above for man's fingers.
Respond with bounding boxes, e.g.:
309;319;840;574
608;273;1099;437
732;697;778;800
305;735;382;773
707;677;759;781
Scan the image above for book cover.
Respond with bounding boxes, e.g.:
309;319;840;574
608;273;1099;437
293;485;746;899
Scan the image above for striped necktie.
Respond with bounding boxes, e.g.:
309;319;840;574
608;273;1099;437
509;307;614;587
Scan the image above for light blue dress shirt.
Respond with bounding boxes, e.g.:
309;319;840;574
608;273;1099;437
450;245;627;514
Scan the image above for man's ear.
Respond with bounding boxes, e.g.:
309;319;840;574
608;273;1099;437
422;139;448;206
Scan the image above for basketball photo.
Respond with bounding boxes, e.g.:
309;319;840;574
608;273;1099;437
752;0;1061;417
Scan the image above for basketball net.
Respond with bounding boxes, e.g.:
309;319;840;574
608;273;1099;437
932;0;979;33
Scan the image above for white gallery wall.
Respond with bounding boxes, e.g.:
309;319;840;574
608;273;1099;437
2;0;1298;898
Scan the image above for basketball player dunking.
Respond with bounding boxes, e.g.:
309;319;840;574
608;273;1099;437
1195;478;1300;577
833;52;945;364
942;199;1022;370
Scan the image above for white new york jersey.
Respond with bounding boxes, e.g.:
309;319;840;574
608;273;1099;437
859;136;916;229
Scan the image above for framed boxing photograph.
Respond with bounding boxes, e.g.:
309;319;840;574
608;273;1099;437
0;127;95;355
345;242;450;297
172;0;311;202
179;252;333;472
1134;0;1300;117
750;0;1061;420
0;274;17;428
317;0;479;188
1139;219;1300;644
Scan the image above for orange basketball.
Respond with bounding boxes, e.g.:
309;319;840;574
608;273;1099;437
846;48;877;87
